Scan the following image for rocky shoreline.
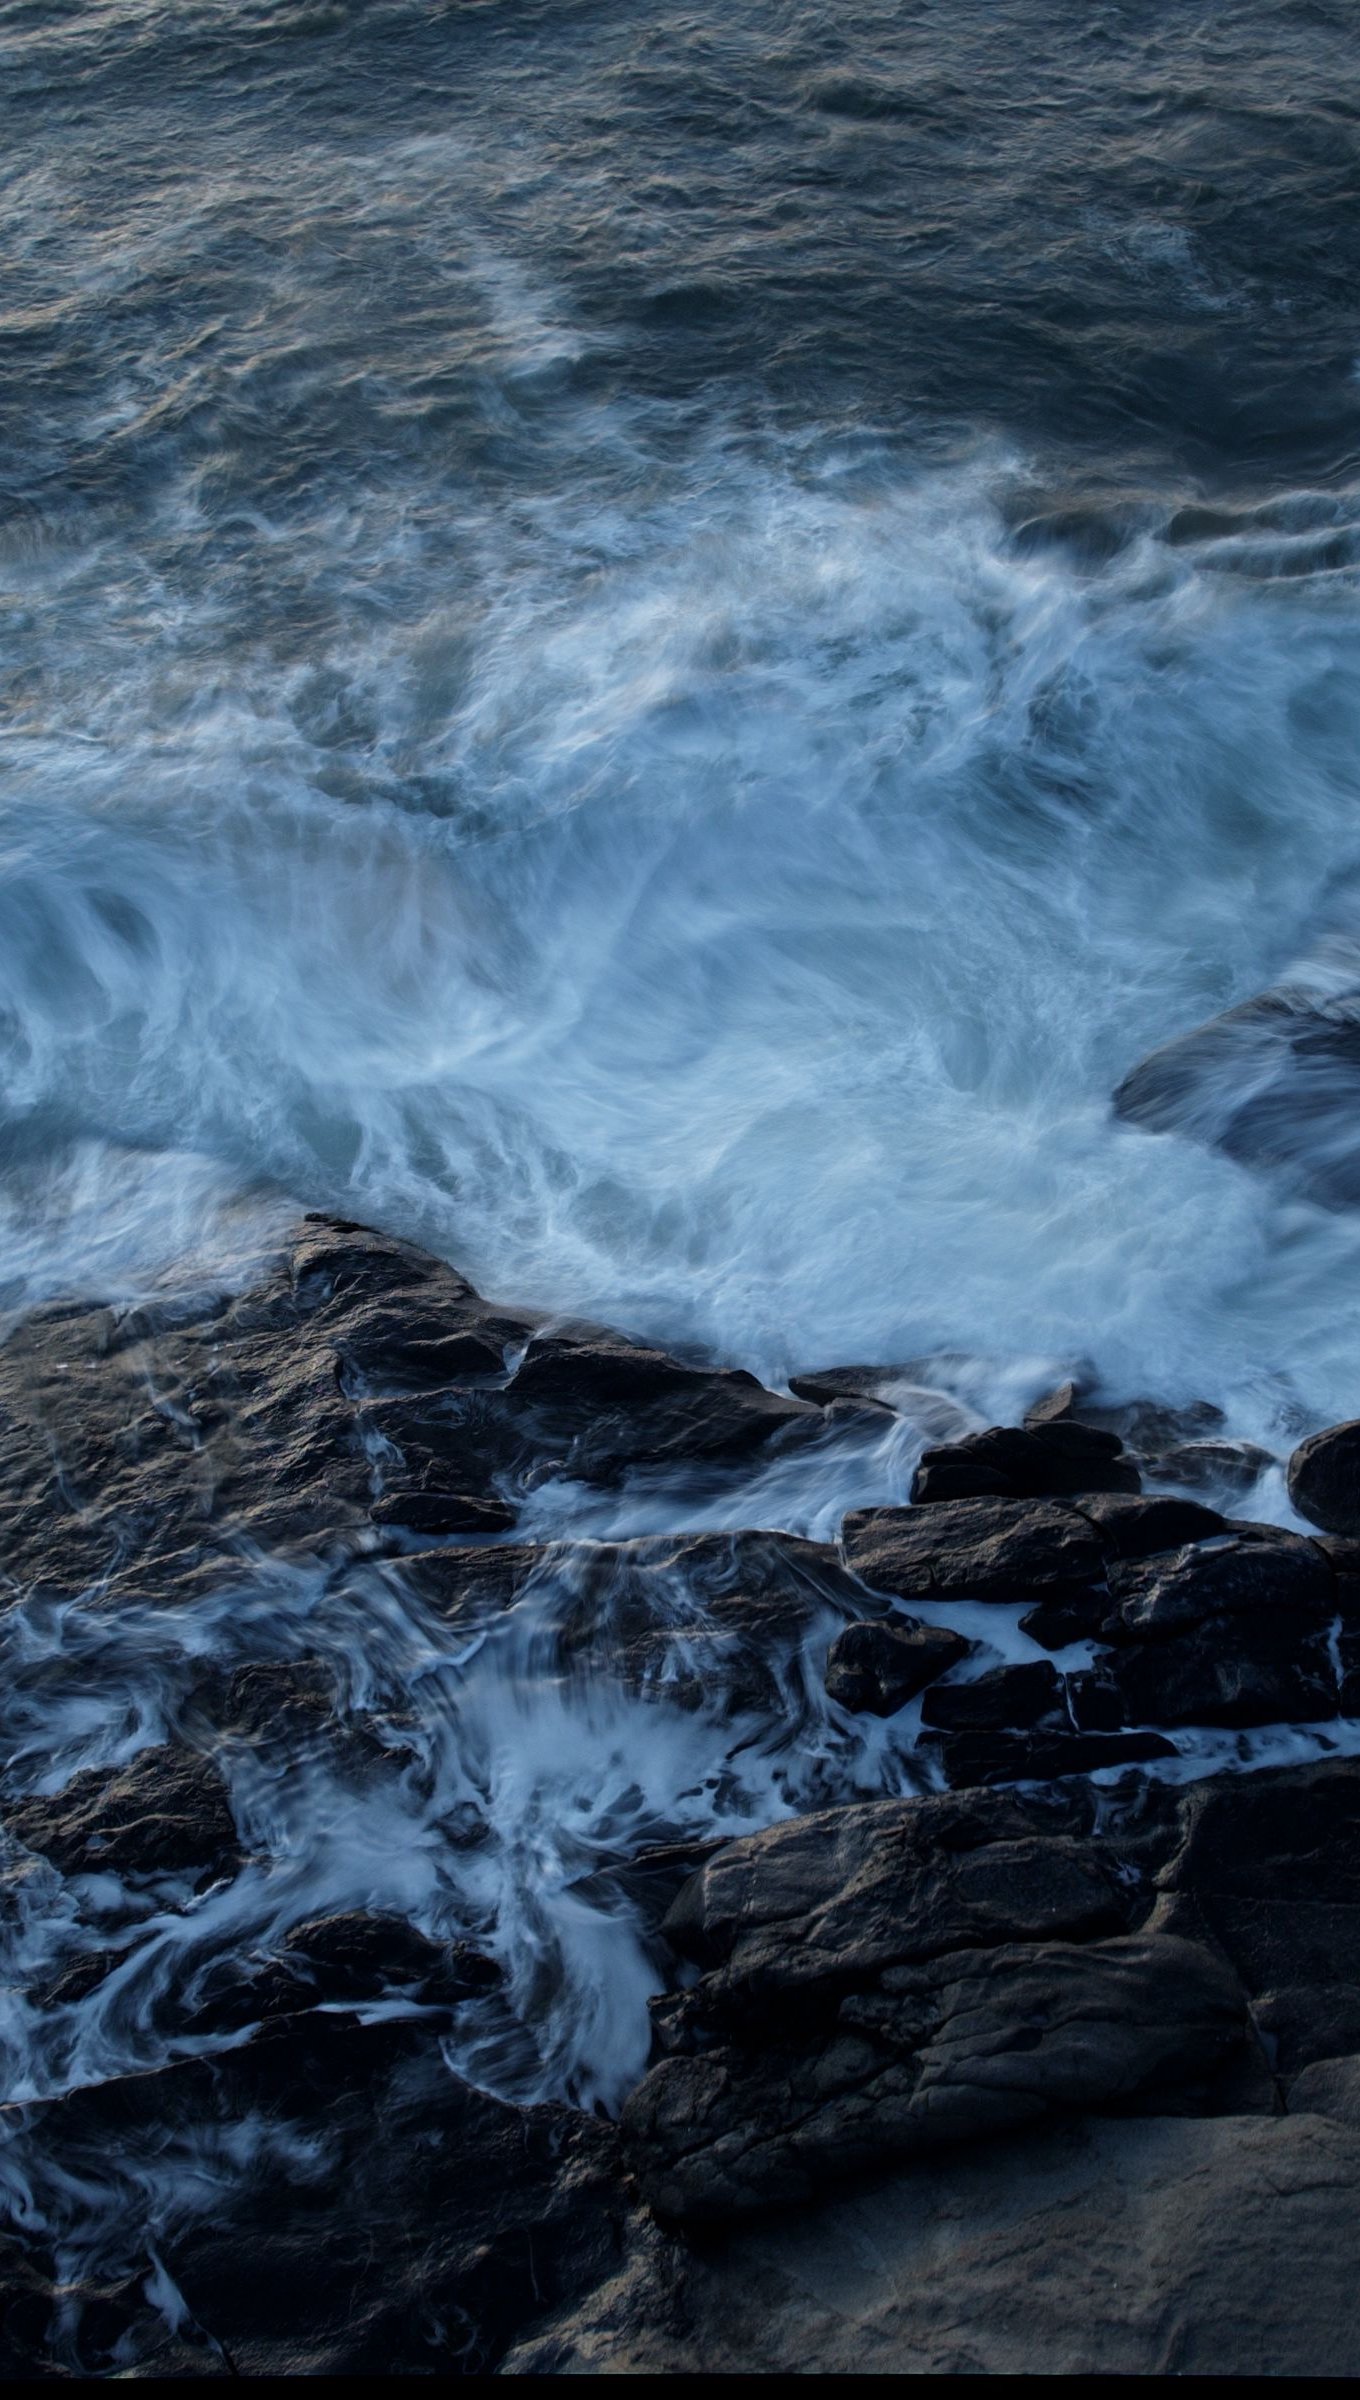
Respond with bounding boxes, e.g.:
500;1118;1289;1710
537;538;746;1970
4;1218;1360;2374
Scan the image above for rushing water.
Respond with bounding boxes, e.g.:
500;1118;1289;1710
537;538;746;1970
3;0;1360;2358
4;0;1360;1431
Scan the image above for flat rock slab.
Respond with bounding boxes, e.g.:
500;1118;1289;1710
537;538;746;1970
511;2109;1360;2376
626;1932;1242;2220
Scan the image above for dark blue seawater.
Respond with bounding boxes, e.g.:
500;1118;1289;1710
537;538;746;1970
3;0;1360;1429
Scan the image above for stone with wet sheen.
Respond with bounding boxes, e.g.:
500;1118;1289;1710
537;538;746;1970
1288;1419;1360;1537
4;1749;240;1887
910;1422;1138;1505
824;1618;971;1715
844;1495;1107;1603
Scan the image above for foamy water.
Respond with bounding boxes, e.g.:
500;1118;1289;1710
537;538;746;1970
7;433;1360;1444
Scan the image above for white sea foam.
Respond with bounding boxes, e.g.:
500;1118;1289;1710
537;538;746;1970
6;421;1360;1448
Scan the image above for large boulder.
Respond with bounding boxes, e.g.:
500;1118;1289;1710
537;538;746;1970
843;1497;1106;1605
623;1758;1360;2231
626;1933;1242;2222
1102;1529;1331;1640
1288;1420;1360;1536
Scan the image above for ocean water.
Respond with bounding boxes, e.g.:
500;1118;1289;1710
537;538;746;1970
4;0;1360;2344
3;0;1360;1436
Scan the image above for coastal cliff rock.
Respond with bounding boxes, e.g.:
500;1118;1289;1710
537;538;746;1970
5;1219;1360;2374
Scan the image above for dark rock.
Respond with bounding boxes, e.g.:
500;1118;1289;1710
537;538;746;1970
932;1727;1176;1788
1288;1419;1360;1536
911;1423;1137;1506
1114;986;1360;1210
1026;1383;1225;1457
660;1788;1132;1996
5;1747;240;1885
368;1489;515;1536
1337;1622;1360;1713
410;1529;868;1719
1069;1619;1338;1731
844;1497;1106;1607
0;1215;534;1607
824;1618;970;1716
920;1660;1064;1734
358;1388;526;1496
787;1360;977;1442
401;1538;535;1624
1103;1529;1331;1640
278;1911;499;2005
1070;1490;1226;1557
509;2104;1360;2377
504;1332;813;1486
1149;1758;1360;1999
1284;2054;1360;2127
3;2012;622;2376
1311;1534;1360;1609
786;1364;900;1412
1257;1983;1360;2074
1019;1592;1112;1650
1022;1377;1093;1429
625;1931;1241;2221
337;1325;509;1391
189;1657;342;1747
1149;1438;1273;1493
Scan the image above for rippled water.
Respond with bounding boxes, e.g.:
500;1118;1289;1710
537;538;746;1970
2;0;1360;1435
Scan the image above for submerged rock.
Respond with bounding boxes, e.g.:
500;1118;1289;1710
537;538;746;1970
4;1748;240;1887
1114;985;1360;1210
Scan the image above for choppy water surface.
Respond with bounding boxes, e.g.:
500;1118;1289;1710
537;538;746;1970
3;0;1360;1428
3;0;1360;2349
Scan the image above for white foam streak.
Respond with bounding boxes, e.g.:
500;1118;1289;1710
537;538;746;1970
6;434;1360;1437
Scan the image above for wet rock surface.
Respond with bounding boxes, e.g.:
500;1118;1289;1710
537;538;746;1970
1288;1416;1360;1535
4;1748;240;1887
1114;984;1360;1210
0;1215;835;1612
824;1618;971;1715
910;1421;1138;1504
0;2017;623;2377
844;1493;1108;1603
6;1219;1360;2372
620;1758;1360;2231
